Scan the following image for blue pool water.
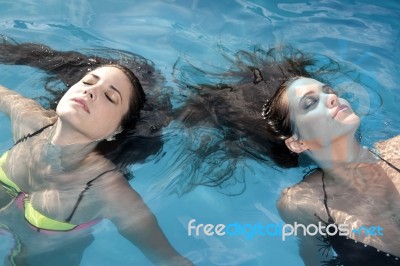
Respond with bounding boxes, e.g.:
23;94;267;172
0;0;399;265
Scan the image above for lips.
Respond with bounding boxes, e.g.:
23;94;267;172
71;98;90;113
332;104;349;119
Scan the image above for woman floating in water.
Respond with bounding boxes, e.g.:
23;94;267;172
174;45;399;265
0;37;191;265
267;76;400;265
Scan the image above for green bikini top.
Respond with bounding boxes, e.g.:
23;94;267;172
0;124;115;232
0;151;78;231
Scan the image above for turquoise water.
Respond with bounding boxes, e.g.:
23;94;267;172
0;0;399;265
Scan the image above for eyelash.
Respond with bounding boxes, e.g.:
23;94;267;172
82;81;115;103
303;97;318;110
323;86;337;95
302;86;338;110
105;93;114;103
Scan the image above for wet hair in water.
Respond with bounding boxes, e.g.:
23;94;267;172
0;36;173;179
171;44;358;193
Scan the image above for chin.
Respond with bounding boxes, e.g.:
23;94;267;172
343;119;360;137
341;113;360;127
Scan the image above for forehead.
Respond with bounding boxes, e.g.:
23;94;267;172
90;66;133;93
90;66;129;83
286;78;324;99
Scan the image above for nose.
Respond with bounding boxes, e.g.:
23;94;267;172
326;93;338;108
83;88;96;101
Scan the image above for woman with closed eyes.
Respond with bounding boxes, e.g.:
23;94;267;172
174;45;399;265
0;37;192;266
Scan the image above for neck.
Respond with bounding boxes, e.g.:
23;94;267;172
41;119;101;170
51;118;97;146
49;118;99;157
305;134;368;170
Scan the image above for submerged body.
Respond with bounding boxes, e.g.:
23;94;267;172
279;137;400;264
274;78;400;265
0;65;191;265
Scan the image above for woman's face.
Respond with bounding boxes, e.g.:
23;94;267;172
56;66;132;141
285;77;360;149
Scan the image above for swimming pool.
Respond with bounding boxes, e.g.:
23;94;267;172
0;0;399;265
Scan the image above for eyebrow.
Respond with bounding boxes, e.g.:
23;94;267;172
298;84;330;103
321;84;332;93
299;90;315;104
89;74;122;103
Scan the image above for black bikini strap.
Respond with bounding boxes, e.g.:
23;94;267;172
64;168;117;223
10;122;120;224
368;149;400;173
12;122;56;147
320;149;399;225
321;171;334;223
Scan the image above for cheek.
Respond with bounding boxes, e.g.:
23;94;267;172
295;114;326;139
56;96;70;114
56;88;75;109
95;106;125;128
294;112;316;128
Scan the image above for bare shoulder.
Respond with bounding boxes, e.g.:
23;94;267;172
277;170;323;224
374;135;400;167
13;109;58;137
1;84;57;136
93;169;146;221
375;135;400;150
95;169;141;203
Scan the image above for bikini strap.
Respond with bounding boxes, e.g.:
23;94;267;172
304;168;335;224
321;171;335;224
9;122;120;224
368;148;400;173
64;168;117;223
318;148;399;226
12;122;56;147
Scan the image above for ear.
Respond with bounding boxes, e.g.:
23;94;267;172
285;136;308;154
115;126;123;135
105;127;123;141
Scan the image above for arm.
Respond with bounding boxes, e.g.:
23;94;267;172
0;85;56;141
102;176;192;265
277;185;335;266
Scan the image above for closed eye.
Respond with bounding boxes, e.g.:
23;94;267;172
105;93;114;103
302;96;318;110
322;85;337;95
82;75;97;86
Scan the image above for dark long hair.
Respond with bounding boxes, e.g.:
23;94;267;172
0;36;172;179
173;45;353;176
